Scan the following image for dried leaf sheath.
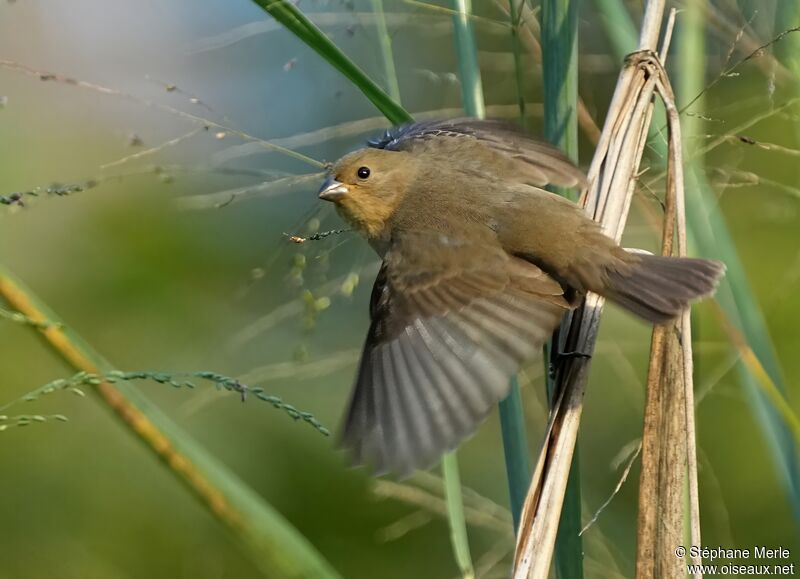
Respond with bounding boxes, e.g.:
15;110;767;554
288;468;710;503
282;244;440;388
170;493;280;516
636;63;704;576
513;2;675;575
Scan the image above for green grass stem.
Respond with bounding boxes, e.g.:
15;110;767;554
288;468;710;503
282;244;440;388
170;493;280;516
369;0;402;103
508;0;527;124
498;382;532;531
442;453;475;578
541;0;584;577
451;0;532;537
451;0;486;118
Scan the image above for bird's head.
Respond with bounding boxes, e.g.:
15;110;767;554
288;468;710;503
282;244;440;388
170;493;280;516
318;148;416;239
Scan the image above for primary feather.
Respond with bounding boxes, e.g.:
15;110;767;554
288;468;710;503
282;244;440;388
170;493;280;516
340;232;571;476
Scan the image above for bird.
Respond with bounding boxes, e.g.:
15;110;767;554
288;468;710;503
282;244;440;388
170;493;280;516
317;118;724;477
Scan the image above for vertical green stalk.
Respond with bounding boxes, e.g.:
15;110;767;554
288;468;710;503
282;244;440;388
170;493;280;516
442;453;474;578
440;3;482;574
451;0;486;118
677;4;704;140
508;0;527;124
542;0;580;199
451;0;532;536
592;0;638;60
498;382;531;532
678;0;705;562
367;5;481;574
369;0;402;103
503;0;534;530
594;0;800;522
542;0;583;578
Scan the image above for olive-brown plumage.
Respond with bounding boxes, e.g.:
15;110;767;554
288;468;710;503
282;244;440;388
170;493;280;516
319;118;725;476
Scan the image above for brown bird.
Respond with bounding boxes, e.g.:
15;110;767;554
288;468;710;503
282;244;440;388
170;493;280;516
318;118;724;476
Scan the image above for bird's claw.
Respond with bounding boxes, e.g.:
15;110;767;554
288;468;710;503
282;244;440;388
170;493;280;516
548;350;592;379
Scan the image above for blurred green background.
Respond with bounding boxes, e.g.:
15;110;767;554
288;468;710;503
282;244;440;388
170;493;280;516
1;1;798;577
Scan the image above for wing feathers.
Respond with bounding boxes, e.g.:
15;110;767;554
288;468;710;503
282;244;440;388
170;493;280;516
340;237;570;475
368;118;586;189
408;319;476;438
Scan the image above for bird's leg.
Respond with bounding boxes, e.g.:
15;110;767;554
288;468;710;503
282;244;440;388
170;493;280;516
557;350;592;361
548;345;592;380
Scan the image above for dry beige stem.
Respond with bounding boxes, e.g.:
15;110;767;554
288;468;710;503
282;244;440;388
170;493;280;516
631;19;701;569
511;0;698;577
634;63;694;577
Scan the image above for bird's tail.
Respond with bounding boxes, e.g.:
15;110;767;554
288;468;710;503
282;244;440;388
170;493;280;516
600;254;725;324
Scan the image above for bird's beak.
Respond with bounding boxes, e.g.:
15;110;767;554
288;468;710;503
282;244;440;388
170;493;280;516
318;176;349;202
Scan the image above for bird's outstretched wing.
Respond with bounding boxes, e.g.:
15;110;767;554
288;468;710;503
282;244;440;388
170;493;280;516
340;232;572;476
368;118;586;189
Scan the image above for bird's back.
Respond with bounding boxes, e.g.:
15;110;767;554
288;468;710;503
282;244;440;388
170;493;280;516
388;155;513;244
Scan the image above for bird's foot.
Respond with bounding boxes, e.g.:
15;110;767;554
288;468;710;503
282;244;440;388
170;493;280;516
548;350;592;379
557;350;592;361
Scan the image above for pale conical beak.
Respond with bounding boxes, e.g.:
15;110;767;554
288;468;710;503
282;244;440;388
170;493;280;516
318;176;349;202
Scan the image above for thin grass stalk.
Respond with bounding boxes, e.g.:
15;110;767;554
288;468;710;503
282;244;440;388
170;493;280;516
451;0;486;118
377;1;473;572
438;1;493;573
248;4;484;570
498;383;533;532
592;0;638;62
0;267;342;579
508;0;527;123
369;0;402;103
541;0;579;196
493;0;536;534
540;0;583;576
675;3;704;571
251;0;411;124
513;1;668;576
442;453;475;578
358;5;479;572
451;0;532;540
501;0;601;143
597;0;800;521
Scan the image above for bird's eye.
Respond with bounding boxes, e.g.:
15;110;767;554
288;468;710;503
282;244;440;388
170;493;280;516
357;166;371;179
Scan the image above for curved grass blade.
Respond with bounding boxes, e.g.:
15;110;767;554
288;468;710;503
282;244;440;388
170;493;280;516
252;0;411;124
0;267;342;579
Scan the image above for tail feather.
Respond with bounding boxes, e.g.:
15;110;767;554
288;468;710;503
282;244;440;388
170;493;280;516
603;254;725;324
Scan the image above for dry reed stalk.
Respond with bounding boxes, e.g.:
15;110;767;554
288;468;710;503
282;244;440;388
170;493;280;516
634;59;683;578
635;51;703;577
511;0;706;576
